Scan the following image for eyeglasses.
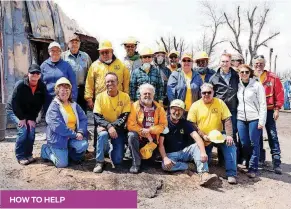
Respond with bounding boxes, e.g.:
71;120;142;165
141;55;153;59
169;56;178;59
201;91;212;95
254;55;264;59
125;45;136;49
239;71;250;74
182;59;192;63
100;51;110;55
30;72;41;75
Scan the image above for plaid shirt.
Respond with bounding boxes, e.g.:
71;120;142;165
129;66;164;101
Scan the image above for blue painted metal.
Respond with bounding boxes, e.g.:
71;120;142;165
284;80;291;110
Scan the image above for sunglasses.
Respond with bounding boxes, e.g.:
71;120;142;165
125;45;136;49
141;55;153;59
240;71;250;74
30;72;41;75
202;91;212;95
169;56;178;59
100;51;110;55
182;59;192;63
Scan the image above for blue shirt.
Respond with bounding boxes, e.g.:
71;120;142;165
220;69;231;85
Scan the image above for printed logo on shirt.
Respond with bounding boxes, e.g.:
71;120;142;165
118;101;123;106
180;129;184;134
266;81;273;87
114;65;120;70
212;108;218;113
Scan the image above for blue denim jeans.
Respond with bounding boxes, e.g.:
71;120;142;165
96;130;125;165
260;110;281;166
237;119;261;173
41;139;88;168
162;144;209;173
205;142;237;177
7;110;36;160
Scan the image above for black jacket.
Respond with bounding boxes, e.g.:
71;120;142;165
209;67;239;112
6;77;46;120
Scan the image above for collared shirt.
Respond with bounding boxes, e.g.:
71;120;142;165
62;50;92;86
220;69;232;85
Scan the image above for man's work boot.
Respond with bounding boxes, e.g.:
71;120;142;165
199;173;218;186
274;165;282;175
93;162;104;173
129;165;140;174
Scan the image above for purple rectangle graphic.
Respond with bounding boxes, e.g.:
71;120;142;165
0;190;137;208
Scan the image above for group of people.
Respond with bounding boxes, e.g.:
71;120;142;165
6;35;284;187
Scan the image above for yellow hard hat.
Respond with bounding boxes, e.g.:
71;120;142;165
208;130;225;144
122;36;139;45
55;77;72;90
154;46;166;54
170;99;186;110
140;142;157;159
194;51;209;61
181;53;193;61
140;47;154;56
98;40;113;51
168;50;179;57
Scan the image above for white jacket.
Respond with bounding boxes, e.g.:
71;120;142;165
237;78;267;126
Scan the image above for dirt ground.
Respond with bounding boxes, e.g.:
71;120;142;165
1;112;291;209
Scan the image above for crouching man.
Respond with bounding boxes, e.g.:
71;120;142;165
159;99;218;186
93;72;131;173
127;83;167;174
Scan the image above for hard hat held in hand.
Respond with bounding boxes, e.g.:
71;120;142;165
208;130;225;144
140;142;157;159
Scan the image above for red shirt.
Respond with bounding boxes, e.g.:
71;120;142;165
142;106;157;140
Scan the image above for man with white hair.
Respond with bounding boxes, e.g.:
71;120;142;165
253;55;284;174
127;83;167;173
187;83;237;184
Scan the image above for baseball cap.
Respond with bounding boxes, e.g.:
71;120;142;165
28;64;41;74
55;77;72;90
170;99;186;110
48;41;61;50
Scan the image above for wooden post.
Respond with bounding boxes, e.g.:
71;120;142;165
274;55;278;74
269;48;273;72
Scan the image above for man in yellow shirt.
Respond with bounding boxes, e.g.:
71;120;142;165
187;83;237;184
93;72;131;173
85;40;130;149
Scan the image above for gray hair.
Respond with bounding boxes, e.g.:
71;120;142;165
201;83;214;91
139;83;155;95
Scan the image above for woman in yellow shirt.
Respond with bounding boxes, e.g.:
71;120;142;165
41;77;88;168
167;53;203;114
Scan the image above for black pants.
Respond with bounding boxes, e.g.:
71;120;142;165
77;85;87;114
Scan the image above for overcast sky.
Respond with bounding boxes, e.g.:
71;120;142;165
54;0;291;73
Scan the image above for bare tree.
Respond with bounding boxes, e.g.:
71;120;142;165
158;35;188;57
224;5;280;65
198;1;225;57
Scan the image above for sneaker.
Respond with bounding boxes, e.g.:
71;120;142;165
93;162;104;173
27;157;36;163
274;166;282;175
227;176;237;184
18;159;30;165
246;172;256;178
199;173;218;186
129;165;140;174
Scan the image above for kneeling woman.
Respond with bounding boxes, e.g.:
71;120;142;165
41;77;88;168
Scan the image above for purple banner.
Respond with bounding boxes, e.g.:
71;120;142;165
0;190;137;208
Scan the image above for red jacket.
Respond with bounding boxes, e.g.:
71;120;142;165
261;71;284;110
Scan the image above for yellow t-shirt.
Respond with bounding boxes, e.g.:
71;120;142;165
94;91;131;123
187;98;232;146
200;74;206;82
183;71;192;111
63;104;77;131
260;71;267;83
